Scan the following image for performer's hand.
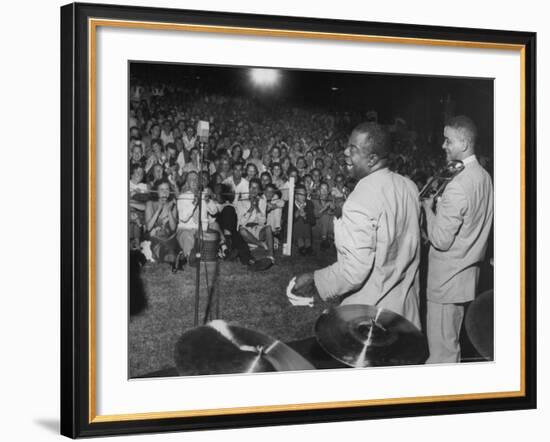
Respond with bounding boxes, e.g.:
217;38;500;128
287;274;315;307
293;272;317;298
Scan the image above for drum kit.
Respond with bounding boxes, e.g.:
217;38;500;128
139;290;493;378
172;304;430;376
167;288;494;376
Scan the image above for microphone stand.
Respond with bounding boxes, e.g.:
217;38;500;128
193;138;206;326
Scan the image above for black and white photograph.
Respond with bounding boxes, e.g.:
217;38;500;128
128;62;494;378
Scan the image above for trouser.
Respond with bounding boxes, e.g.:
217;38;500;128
426;300;465;364
176;229;196;257
267;207;282;231
150;236;178;263
218;206;253;264
318;214;334;239
293;218;312;248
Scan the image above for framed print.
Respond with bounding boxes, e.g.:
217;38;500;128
60;2;537;438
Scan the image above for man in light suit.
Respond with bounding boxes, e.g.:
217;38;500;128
293;122;422;329
422;115;493;363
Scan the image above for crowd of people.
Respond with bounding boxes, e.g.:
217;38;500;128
128;79;490;273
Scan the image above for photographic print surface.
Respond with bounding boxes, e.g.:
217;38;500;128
128;61;494;379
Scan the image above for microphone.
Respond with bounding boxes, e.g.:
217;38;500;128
197;120;210;144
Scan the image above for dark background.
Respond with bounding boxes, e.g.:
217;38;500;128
131;62;494;157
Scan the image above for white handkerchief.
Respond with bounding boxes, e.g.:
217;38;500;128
286;277;314;307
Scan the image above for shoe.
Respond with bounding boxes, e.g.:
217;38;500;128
188;252;198;268
228;248;240;261
320;239;330;251
298;247;306;256
217;242;228;259
248;258;273;271
305;246;315;256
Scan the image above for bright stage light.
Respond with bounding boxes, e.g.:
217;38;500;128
249;68;280;88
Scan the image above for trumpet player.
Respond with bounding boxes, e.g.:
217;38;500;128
422;116;494;364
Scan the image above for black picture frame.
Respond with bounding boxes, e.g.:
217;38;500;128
61;2;536;438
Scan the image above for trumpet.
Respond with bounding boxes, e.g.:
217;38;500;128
419;160;465;201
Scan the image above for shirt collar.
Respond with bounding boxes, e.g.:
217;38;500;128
360;166;390;183
462;155;477;165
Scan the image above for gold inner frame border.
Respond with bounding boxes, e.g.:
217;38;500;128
87;17;527;423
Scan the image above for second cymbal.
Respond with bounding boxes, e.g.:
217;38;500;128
315;304;428;368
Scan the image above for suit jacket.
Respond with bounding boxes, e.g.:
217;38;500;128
313;168;421;329
425;156;494;304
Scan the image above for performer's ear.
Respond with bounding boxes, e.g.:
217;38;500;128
367;153;379;167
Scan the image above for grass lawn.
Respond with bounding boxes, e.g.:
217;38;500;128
129;244;338;378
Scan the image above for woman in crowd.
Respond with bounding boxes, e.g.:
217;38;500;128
130;142;146;170
144;179;179;268
145;138;164;172
217;155;232;181
245;163;259;182
281;156;292;178
231;144;243;164
269;146;281;166
147;163;165;189
287;168;300;187
270;162;289;201
209;172;224;188
260;171;272;190
296;156;308;177
247;146;265;174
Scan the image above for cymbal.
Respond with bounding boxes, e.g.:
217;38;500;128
315;304;428;367
465;290;494;360
174;320;315;376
